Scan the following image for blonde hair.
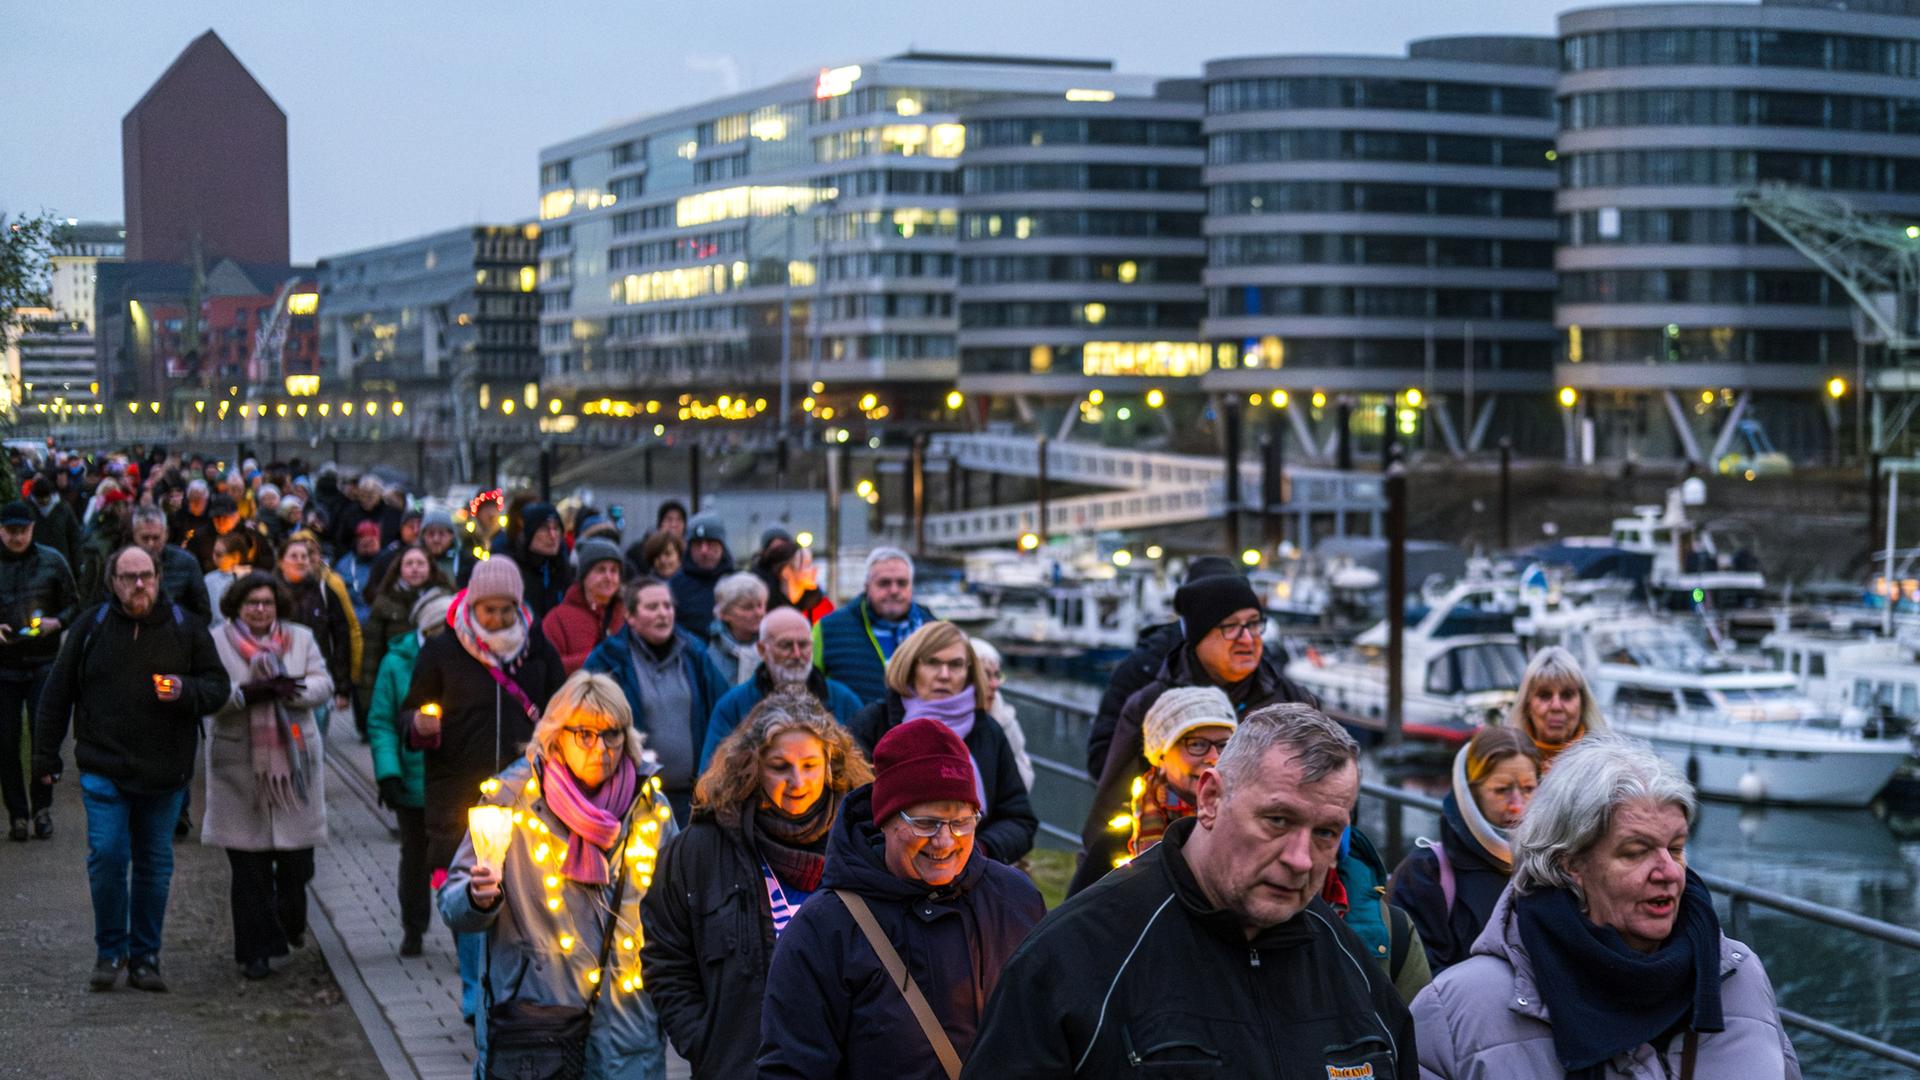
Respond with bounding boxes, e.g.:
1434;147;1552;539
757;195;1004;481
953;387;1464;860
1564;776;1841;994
692;690;873;825
1504;645;1607;742
528;670;645;767
882;620;989;702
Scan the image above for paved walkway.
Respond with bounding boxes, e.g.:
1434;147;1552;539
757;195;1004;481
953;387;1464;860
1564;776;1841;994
313;738;691;1080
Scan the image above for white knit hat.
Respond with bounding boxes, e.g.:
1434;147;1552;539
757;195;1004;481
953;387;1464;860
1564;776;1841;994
1142;686;1238;765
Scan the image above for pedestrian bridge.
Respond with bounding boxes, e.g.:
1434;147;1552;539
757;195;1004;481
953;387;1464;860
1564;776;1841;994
923;433;1384;546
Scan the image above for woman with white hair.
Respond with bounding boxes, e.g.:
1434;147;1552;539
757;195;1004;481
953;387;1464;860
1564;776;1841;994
1506;645;1607;770
968;637;1034;790
707;572;767;686
440;669;679;1079
1411;735;1799;1079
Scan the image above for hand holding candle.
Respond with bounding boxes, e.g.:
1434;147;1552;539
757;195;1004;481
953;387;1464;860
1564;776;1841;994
152;674;181;701
414;702;442;738
469;804;514;878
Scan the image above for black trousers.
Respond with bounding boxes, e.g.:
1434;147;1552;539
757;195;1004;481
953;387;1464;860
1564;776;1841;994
226;847;315;963
394;806;431;937
0;669;52;820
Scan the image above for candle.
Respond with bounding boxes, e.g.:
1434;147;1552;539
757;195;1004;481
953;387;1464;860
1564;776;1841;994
420;703;442;719
468;805;514;875
152;674;177;696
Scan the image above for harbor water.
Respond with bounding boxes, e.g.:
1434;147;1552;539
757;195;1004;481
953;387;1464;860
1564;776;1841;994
1006;676;1920;1078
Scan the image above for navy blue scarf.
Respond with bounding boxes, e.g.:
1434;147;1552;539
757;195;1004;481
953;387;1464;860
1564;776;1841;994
1514;869;1724;1078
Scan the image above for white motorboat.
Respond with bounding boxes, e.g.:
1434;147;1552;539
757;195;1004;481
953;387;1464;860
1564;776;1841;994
1564;482;1767;621
1286;581;1529;744
1574;619;1909;807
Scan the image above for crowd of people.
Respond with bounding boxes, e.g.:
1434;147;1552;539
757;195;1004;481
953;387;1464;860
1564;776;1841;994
2;444;1802;1079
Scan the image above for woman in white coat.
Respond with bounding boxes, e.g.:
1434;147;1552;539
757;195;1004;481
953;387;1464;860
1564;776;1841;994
202;571;335;980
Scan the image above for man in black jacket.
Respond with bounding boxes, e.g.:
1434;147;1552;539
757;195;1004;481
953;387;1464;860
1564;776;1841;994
33;545;230;993
963;703;1415;1079
25;471;83;568
0;501;80;840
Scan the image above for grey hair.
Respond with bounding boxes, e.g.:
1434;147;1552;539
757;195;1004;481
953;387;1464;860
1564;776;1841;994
968;637;1003;669
1510;734;1695;897
712;571;768;617
1214;702;1361;796
130;505;168;529
186;478;209;496
864;546;914;583
1504;645;1608;739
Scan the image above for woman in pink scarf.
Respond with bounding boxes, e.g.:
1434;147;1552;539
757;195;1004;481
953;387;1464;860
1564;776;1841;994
201;572;335;981
438;670;678;1079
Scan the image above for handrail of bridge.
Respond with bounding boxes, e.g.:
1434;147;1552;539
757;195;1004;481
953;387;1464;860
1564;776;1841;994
1002;682;1920;1072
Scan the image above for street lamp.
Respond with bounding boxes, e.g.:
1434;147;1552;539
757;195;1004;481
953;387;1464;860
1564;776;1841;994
1558;387;1578;409
1827;376;1848;399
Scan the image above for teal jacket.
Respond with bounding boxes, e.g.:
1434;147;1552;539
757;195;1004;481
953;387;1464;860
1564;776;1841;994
1340;826;1431;1003
366;630;425;807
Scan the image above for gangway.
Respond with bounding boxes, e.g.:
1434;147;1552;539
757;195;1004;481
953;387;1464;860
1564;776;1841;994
923;433;1384;546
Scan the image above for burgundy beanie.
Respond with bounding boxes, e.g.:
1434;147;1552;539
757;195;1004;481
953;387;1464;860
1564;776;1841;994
466;555;525;605
871;719;979;825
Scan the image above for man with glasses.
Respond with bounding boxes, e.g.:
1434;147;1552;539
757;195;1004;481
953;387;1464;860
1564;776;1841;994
812;546;933;705
125;505;212;624
1069;573;1316;896
698;606;864;770
0;500;79;842
33;545;229;992
758;719;1043;1079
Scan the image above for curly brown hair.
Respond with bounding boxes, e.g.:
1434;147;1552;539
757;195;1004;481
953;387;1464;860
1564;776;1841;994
693;690;874;826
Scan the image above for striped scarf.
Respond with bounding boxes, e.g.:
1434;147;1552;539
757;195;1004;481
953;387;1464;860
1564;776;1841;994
1128;767;1194;857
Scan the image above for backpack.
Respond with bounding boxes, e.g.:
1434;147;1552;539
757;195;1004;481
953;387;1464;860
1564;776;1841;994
75;599;187;668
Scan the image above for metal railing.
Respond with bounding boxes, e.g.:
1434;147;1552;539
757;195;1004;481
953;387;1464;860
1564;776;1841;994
1003;683;1920;1073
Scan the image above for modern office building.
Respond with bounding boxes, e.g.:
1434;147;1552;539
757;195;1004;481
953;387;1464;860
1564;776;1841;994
1556;0;1920;463
122;30;289;266
953;81;1207;434
48;221;125;333
534;52;1159;434
1198;37;1562;459
9;222;127;411
316;223;543;437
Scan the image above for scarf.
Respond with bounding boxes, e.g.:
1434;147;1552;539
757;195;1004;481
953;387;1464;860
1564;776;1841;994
749;795;834;895
1128;766;1193;857
223;619;311;809
1528;723;1583;772
450;588;531;669
1450;743;1514;867
541;757;639;885
903;689;989;810
1514;870;1725;1078
868;604;925;660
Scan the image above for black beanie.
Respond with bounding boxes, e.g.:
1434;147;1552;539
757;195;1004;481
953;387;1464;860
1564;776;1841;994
1175;575;1263;641
1184;555;1240;584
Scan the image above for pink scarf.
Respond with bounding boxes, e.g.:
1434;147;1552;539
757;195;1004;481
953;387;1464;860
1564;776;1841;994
541;757;639;885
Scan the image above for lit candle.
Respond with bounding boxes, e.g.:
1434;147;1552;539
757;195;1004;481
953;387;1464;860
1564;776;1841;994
468;805;514;875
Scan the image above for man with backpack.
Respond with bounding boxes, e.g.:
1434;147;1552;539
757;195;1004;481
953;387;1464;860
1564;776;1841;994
32;545;230;993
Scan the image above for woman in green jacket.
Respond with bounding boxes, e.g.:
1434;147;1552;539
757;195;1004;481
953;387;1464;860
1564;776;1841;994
365;590;453;956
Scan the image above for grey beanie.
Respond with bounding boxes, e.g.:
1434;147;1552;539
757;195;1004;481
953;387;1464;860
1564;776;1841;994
574;538;624;576
422;507;456;533
687;512;727;548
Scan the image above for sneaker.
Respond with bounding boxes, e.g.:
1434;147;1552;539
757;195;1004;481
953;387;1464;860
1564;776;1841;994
399;932;423;957
7;819;24;843
242;958;271;981
32;810;51;840
127;960;167;993
286;929;305;950
88;957;124;992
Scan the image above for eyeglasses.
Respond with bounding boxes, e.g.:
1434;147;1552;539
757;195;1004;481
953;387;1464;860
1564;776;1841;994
113;571;157;584
1179;735;1233;759
563;726;626;750
1213;619;1264;641
241;598;277;609
898;812;980;838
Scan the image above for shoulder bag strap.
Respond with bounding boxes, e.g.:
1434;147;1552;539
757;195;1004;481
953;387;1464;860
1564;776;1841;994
1679;1029;1698;1080
1431;840;1456;915
583;817;636;1017
834;888;963;1080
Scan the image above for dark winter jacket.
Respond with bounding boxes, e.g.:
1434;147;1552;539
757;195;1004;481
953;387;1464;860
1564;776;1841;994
0;543;80;671
961;816;1417;1080
281;573;353;695
698;665;865;771
401;626;567;838
640;796;846;1079
332;499;403;551
33;594;230;794
513;545;575;623
668;549;735;640
356;579;440;704
1070;643;1317;895
846;693;1038;865
811;597;936;706
582;626;731;796
1388;793;1513;974
29;496;82;568
1085;620;1181;778
757;785;1045;1080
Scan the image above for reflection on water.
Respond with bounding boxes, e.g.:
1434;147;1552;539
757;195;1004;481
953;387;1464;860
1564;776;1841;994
1008;676;1920;1079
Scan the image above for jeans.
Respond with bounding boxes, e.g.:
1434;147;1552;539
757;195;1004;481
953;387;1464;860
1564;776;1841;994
430;823;485;1021
226;847;315;963
0;668;51;820
79;773;187;964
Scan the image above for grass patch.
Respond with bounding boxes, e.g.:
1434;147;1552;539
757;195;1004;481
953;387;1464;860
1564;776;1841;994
1025;847;1075;910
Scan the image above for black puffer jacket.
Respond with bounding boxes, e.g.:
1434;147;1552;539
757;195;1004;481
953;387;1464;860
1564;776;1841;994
847;692;1038;864
33;594;230;794
281;573;353;693
756;785;1045;1080
0;543;80;671
641;796;844;1080
1084;621;1181;778
1387;792;1513;974
961;816;1416;1079
1069;644;1316;896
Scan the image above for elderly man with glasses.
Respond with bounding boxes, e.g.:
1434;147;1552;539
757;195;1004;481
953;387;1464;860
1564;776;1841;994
1069;572;1318;897
33;545;230;993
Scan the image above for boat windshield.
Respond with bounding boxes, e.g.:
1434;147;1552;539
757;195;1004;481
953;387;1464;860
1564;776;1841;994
1427;641;1529;695
1596;626;1710;670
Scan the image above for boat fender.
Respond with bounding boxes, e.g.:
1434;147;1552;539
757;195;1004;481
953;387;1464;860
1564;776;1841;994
1737;771;1766;802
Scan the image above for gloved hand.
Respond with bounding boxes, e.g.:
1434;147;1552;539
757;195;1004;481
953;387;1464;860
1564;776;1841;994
377;777;407;809
268;675;303;701
240;681;276;706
